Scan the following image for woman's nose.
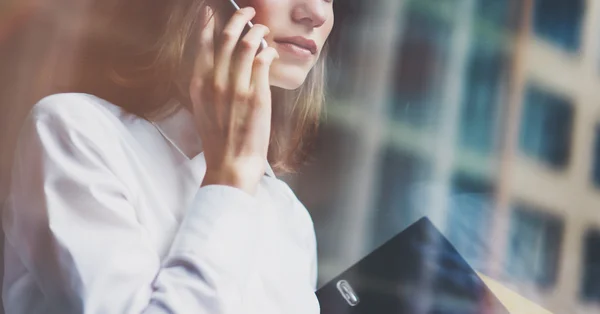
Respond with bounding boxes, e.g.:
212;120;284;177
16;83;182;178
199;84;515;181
291;0;328;28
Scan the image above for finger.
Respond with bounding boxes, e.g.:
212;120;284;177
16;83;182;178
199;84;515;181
233;24;270;93
244;47;278;154
251;47;279;99
213;7;256;102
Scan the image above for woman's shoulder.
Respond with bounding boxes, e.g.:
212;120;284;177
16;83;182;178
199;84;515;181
21;93;140;156
27;93;142;144
31;93;126;126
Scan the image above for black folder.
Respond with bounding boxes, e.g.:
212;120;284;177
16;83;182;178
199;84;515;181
316;217;509;314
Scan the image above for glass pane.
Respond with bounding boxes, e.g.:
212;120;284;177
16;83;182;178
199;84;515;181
505;205;564;287
582;230;600;303
4;0;600;313
446;173;495;272
388;11;451;129
533;0;584;51
591;126;600;187
519;85;574;168
458;38;504;154
476;0;512;28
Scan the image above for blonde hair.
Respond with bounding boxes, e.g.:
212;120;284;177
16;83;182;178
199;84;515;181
72;0;328;174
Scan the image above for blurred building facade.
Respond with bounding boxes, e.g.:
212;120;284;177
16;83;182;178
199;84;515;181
1;0;600;313
289;0;600;313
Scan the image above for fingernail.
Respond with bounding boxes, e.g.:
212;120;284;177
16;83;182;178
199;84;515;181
245;7;256;14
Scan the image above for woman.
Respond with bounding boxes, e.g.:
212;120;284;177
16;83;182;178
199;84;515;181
2;0;334;313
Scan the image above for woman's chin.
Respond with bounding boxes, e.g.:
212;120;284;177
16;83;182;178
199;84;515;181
269;65;309;90
271;80;303;90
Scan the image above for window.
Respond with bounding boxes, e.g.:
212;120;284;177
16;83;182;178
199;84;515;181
505;205;564;287
581;230;600;303
476;0;514;28
533;0;584;51
446;173;495;271
388;11;451;129
519;85;573;168
591;126;600;187
458;39;504;154
372;147;431;248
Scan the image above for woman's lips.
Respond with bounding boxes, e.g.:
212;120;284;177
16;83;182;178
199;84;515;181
274;41;315;59
273;36;318;60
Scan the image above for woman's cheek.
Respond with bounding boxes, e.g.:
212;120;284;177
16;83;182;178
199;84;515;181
248;0;282;24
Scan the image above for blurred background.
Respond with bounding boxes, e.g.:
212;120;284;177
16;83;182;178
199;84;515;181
1;0;600;313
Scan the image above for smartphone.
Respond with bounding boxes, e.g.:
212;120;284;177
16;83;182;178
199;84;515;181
226;0;268;50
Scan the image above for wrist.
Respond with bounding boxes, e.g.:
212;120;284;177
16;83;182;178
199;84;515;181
201;168;256;194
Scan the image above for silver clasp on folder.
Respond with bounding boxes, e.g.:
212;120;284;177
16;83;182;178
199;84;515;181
336;280;360;307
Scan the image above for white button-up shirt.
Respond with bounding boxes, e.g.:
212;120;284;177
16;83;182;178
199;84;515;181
2;93;320;314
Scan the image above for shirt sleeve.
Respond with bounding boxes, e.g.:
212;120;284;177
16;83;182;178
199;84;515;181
3;101;260;314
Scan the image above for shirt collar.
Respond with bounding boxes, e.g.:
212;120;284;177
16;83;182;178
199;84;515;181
151;103;276;178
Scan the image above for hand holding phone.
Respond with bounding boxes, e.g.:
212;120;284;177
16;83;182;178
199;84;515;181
226;0;268;50
190;5;279;195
